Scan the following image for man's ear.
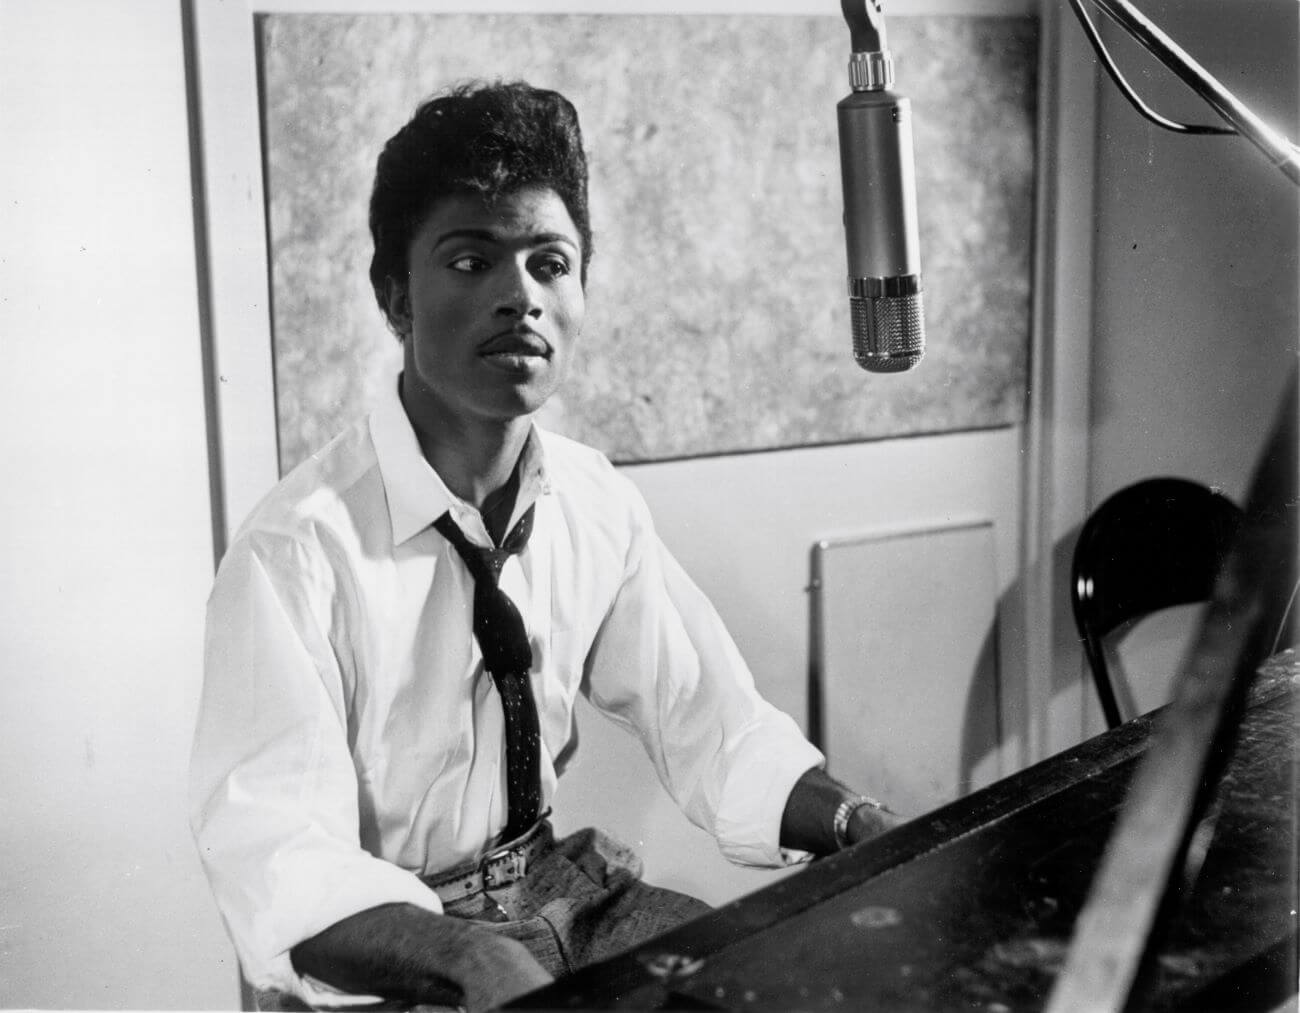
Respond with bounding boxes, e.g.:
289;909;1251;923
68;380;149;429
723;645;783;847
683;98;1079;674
383;276;413;339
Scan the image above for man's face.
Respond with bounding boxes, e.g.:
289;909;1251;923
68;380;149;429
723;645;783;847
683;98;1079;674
395;184;586;428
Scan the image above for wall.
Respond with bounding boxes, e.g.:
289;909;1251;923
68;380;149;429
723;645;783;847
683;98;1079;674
1082;0;1298;724
0;0;234;1008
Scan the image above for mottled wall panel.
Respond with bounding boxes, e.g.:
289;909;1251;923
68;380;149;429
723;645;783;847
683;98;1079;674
261;13;1036;472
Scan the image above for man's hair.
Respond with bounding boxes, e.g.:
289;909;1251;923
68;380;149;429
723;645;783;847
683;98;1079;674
368;80;593;331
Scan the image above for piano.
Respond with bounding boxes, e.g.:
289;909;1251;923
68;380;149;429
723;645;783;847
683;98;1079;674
512;650;1297;1011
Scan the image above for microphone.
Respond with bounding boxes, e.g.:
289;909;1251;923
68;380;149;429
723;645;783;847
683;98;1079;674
837;0;925;372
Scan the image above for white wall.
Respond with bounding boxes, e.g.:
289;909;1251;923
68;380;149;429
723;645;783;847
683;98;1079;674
0;1;235;1007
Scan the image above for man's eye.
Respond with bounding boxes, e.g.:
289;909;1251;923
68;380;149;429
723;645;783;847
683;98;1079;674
535;256;571;279
448;255;489;273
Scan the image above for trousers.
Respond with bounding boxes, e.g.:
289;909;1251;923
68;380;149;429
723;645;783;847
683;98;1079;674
254;825;710;1010
442;824;710;976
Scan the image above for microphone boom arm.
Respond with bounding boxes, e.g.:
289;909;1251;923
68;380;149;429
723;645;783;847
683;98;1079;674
1081;0;1300;185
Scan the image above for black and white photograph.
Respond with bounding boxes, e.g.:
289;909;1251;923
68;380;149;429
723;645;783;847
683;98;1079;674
1;0;1296;1009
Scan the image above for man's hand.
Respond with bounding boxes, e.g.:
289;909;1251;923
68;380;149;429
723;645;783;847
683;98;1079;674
291;902;553;1012
454;933;554;1011
844;797;907;846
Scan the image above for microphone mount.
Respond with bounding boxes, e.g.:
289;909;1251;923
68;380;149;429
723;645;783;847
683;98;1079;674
841;0;893;92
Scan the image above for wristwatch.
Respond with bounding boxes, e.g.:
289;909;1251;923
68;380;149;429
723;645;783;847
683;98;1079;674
832;794;885;850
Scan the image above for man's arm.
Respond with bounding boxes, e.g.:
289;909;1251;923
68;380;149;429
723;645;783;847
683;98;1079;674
195;540;543;1003
290;903;551;1012
780;766;905;855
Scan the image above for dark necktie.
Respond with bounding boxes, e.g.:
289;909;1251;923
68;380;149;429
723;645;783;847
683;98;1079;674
433;506;541;842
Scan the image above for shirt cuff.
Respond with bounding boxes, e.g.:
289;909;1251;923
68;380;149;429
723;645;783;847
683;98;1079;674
250;857;446;1004
712;712;826;868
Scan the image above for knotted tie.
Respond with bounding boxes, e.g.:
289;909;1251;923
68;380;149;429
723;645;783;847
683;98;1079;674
433;506;541;842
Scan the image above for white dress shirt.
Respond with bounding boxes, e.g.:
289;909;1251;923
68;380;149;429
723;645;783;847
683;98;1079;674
190;380;824;1000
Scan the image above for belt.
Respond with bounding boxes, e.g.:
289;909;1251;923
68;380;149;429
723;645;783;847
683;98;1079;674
422;819;552;904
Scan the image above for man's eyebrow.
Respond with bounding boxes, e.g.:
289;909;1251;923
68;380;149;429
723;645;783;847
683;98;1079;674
431;228;578;248
531;231;579;247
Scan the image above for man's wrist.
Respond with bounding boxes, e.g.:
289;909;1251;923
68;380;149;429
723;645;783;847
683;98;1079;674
831;795;882;850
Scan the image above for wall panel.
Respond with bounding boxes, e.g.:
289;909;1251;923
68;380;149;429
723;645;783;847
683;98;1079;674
814;521;1002;817
259;10;1037;471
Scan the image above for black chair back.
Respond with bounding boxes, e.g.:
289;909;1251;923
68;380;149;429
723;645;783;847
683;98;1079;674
1071;477;1243;728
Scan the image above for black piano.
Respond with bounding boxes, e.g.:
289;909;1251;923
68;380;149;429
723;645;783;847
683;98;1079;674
512;651;1298;1011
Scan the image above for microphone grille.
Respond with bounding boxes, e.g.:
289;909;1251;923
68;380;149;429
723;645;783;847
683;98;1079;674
850;292;925;373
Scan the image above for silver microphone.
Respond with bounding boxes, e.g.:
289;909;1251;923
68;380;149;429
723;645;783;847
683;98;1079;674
836;0;925;372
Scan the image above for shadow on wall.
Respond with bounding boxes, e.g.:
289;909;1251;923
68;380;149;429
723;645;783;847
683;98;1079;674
958;525;1087;796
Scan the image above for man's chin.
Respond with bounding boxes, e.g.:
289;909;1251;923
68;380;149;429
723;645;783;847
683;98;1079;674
478;384;557;425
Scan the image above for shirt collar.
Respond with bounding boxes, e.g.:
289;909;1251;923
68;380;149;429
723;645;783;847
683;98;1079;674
370;376;552;546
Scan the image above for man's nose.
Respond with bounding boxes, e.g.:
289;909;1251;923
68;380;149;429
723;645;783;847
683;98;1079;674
494;262;543;318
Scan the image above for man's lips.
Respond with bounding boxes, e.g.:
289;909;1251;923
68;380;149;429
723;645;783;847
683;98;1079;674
480;328;550;359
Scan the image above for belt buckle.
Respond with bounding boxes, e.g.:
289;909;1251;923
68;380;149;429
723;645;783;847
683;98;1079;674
480;843;527;891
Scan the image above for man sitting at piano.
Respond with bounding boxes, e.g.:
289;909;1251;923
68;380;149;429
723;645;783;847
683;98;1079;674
190;80;902;1012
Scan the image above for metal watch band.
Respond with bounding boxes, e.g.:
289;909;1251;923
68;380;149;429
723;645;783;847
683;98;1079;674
832;795;885;850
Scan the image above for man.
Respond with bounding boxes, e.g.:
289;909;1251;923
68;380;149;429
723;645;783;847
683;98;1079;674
191;80;900;1012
